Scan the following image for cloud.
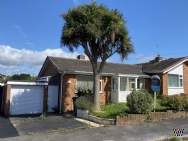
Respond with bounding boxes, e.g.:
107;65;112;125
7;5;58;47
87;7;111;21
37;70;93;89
0;45;80;75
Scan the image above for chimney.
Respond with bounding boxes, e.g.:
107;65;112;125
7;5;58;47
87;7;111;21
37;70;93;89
155;54;163;62
150;55;163;63
77;55;85;60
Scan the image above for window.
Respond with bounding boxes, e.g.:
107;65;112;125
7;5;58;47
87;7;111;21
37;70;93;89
137;78;145;89
168;74;183;87
76;75;93;91
120;77;127;91
179;75;183;87
99;79;103;92
129;78;136;91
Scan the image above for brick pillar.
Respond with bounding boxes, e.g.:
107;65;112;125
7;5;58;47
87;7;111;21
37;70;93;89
62;74;76;112
43;85;48;114
99;76;111;105
3;85;11;117
161;73;168;96
183;63;188;95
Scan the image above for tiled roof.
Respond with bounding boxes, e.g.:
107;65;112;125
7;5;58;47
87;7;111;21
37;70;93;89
48;56;187;75
141;57;186;73
49;56;144;75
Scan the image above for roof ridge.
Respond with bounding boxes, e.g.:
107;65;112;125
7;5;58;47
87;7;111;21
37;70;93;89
48;56;140;67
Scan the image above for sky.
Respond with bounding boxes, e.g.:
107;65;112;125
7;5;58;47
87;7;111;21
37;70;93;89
0;0;188;75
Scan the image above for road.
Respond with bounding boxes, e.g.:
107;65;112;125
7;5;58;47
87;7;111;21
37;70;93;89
1;118;188;141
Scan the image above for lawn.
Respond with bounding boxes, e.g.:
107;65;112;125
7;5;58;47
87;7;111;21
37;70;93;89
92;103;128;119
159;136;188;141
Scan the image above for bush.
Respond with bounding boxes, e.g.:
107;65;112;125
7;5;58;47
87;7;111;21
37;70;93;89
92;103;128;118
77;89;93;97
160;95;188;111
155;99;168;112
127;90;153;114
75;96;93;111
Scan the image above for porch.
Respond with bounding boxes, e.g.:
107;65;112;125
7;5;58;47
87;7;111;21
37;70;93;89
111;75;150;103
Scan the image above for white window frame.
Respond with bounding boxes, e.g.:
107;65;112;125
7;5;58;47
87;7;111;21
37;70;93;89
168;74;183;88
128;77;136;91
99;79;103;93
120;77;128;92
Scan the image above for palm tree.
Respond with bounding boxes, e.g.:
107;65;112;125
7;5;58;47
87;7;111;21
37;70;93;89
61;2;133;111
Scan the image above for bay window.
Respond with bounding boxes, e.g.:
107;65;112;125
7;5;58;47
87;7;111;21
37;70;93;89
120;77;146;91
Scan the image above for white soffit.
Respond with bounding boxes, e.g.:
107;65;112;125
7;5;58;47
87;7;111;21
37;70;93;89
163;58;188;74
6;81;48;86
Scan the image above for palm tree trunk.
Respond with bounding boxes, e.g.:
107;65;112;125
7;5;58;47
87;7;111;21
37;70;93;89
93;71;100;111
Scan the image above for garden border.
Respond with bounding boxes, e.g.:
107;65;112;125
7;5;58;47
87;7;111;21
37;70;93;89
116;111;188;125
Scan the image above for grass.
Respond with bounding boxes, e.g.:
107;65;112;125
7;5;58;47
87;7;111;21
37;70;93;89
92;103;128;119
160;136;188;141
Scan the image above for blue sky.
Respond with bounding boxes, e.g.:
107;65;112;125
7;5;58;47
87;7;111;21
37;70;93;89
0;0;188;75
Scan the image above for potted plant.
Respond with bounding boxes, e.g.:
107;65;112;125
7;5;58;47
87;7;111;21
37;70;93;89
75;96;93;118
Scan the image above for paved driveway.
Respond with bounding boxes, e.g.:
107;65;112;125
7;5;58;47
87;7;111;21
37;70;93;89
0;117;18;138
2;118;188;141
10;115;87;135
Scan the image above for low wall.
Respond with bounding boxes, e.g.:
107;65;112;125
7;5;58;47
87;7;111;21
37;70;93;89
87;115;115;125
116;111;188;126
76;109;115;125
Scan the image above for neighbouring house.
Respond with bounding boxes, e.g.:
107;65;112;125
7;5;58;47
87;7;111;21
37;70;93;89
38;55;188;113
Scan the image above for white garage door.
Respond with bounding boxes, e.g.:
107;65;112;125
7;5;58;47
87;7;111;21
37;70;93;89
10;85;44;115
48;86;59;112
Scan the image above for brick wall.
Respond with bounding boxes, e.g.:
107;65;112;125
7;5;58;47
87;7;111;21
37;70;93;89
62;74;76;112
116;112;188;125
161;73;168;96
61;75;111;112
183;62;188;95
100;76;111;105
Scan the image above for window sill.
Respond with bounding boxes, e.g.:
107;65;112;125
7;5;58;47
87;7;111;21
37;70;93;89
168;87;183;89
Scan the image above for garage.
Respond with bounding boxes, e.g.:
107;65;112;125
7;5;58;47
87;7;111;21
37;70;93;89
48;85;59;112
1;81;59;116
10;85;44;115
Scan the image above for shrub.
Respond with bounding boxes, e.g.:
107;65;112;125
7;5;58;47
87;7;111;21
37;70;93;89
127;90;153;114
92;103;128;118
160;95;188;111
75;96;93;111
183;97;188;111
77;89;93;97
155;99;168;112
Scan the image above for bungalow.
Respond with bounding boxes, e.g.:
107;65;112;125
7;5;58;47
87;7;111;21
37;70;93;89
38;55;188;112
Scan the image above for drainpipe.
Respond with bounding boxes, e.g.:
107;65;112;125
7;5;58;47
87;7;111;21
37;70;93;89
59;72;64;114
